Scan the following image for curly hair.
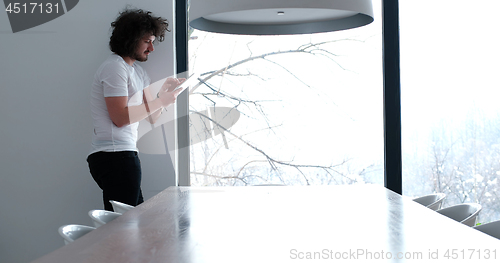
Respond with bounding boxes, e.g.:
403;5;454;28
109;8;169;57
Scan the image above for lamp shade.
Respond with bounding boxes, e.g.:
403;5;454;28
189;0;374;35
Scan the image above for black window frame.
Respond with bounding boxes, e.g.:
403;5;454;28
176;0;403;193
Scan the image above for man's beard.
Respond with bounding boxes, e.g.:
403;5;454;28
133;51;149;62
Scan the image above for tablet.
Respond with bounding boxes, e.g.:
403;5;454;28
173;73;200;93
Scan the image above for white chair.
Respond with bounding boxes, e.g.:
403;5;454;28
473;220;500;240
413;193;446;211
58;224;96;245
436;203;482;227
88;209;122;228
109;200;134;214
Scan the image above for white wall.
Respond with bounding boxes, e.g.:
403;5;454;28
0;1;176;262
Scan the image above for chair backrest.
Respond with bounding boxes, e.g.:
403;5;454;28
109;200;134;214
58;224;96;245
436;203;482;227
473;220;500;240
88;209;122;228
413;193;446;211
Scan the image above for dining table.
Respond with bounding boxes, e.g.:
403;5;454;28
30;184;500;262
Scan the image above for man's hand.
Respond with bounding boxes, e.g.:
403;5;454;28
157;78;186;107
160;77;186;92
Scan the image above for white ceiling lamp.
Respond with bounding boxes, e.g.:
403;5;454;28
189;0;374;35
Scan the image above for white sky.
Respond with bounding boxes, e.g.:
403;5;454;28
187;0;500;177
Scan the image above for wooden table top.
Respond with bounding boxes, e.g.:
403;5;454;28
31;184;500;262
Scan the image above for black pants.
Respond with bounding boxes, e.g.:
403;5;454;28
87;151;144;211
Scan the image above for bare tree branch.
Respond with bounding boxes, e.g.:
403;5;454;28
191;111;358;183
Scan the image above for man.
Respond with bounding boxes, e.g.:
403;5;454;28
87;8;183;211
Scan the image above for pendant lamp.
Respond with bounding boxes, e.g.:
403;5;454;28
189;0;374;35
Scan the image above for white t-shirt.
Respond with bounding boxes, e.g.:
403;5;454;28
89;54;151;155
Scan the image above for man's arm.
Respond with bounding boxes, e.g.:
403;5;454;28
142;77;186;124
105;96;161;128
105;87;181;127
143;86;163;124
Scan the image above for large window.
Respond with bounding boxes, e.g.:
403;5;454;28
401;1;500;224
188;1;383;186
